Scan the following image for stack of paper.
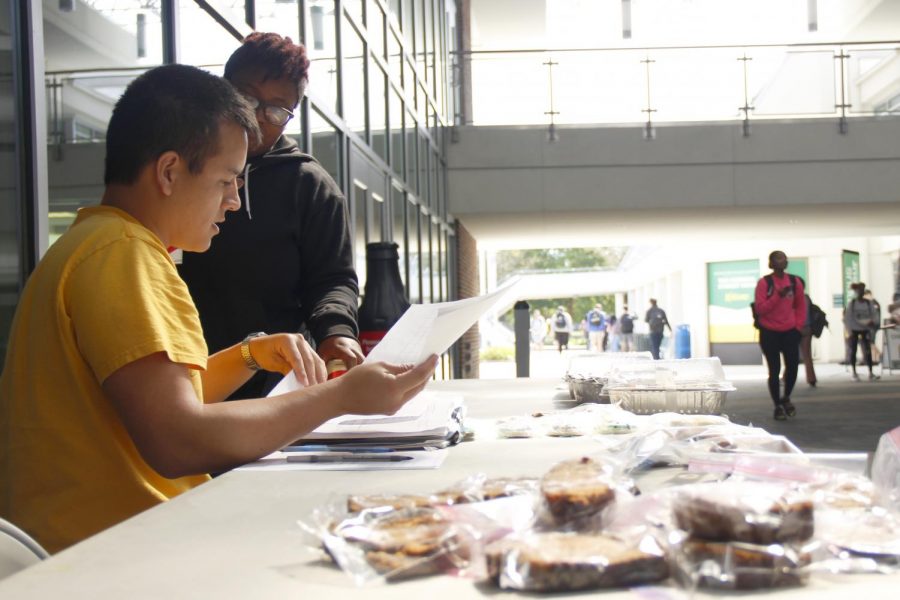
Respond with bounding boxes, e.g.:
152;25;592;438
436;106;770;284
289;391;465;448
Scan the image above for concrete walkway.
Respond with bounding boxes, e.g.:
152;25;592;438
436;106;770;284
480;348;900;454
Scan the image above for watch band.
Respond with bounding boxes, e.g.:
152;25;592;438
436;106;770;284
240;332;266;371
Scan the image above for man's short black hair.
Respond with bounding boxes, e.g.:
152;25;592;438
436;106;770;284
104;64;260;185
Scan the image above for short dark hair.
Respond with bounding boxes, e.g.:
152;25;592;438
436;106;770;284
768;250;786;263
104;64;260;185
224;32;310;94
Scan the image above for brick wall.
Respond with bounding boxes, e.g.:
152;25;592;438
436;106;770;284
455;219;480;378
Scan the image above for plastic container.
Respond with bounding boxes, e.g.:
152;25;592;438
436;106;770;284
564;352;653;403
605;357;735;415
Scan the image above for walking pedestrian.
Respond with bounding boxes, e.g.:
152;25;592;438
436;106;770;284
844;282;880;381
551;306;574;353
754;251;806;420
619;307;635;352
585;303;606;352
530;309;547;350
645;299;671;360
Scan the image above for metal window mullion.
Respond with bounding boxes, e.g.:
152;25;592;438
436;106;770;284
161;0;179;64
13;0;49;274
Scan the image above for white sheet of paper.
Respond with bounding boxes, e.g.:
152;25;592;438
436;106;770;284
364;280;520;365
267;279;520;395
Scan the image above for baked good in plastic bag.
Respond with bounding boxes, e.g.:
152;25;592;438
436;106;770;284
872;426;900;512
672;482;814;544
485;532;668;592
326;506;472;582
678;539;812;590
347;475;539;513
539;456;621;527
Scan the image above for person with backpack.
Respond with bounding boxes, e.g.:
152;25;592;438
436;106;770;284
585;303;607;352
619;307;635;352
645;299;672;360
753;250;806;421
551;306;574;353
797;277;818;387
844;282;881;381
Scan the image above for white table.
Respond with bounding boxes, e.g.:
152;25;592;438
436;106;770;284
0;378;895;599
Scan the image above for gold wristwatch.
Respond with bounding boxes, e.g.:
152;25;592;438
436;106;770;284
240;332;267;371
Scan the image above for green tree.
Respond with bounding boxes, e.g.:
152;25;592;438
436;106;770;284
496;247;625;282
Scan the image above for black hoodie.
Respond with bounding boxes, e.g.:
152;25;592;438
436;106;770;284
179;135;358;393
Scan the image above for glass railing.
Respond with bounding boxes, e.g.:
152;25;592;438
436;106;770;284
454;41;900;127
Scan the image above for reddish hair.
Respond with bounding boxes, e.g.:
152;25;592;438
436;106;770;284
224;32;310;91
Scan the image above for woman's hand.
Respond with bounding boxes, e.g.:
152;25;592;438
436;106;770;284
249;333;326;386
332;355;438;416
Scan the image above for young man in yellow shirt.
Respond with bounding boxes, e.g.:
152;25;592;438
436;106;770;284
0;64;435;553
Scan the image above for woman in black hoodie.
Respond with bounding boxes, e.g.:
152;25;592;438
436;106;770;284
179;32;363;398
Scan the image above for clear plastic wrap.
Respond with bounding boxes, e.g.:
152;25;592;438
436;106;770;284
347;473;540;513
485;532;668;592
537;455;635;529
605;357;735;415
816;506;900;571
671;481;815;544
872;426;900;512
673;537;814;590
300;503;480;584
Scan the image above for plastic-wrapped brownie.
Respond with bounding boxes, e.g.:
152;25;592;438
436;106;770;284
486;532;668;592
540;456;618;526
672;482;814;544
680;539;812;590
331;507;467;580
347;476;539;513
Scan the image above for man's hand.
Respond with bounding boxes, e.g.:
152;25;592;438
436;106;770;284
250;333;326;386
332;355;438;416
317;335;365;368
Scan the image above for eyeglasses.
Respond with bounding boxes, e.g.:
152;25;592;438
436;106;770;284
240;93;295;127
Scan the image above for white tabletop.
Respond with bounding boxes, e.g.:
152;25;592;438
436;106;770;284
0;378;895;598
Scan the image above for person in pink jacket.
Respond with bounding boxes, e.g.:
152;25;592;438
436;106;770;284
755;250;807;421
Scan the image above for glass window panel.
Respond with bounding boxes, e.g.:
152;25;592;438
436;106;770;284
424;0;434;86
431;218;441;302
389;0;402;25
353;182;368;290
367;1;386;59
45;1;164;71
1;0;21;365
370;61;388;162
420;206;432;303
390;88;404;178
370;193;385;242
402;0;415;49
416;81;428;121
442;229;450;302
344;0;364;24
419;132;429;208
309;106;342;187
388;30;403;84
177;2;242;66
303;0;339;115
431;149;440;218
255;0;300;41
407;199;422;303
415;0;426;77
406;109;417;192
342;18;367;136
391;186;409;295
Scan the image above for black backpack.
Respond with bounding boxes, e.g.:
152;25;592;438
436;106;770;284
555;311;567;327
751;274;797;329
588;311;602;326
808;298;828;338
620;314;634;333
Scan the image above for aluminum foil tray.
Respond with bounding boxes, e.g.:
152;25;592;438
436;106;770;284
608;387;730;415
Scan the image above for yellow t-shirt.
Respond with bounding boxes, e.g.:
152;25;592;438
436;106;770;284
0;205;210;553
